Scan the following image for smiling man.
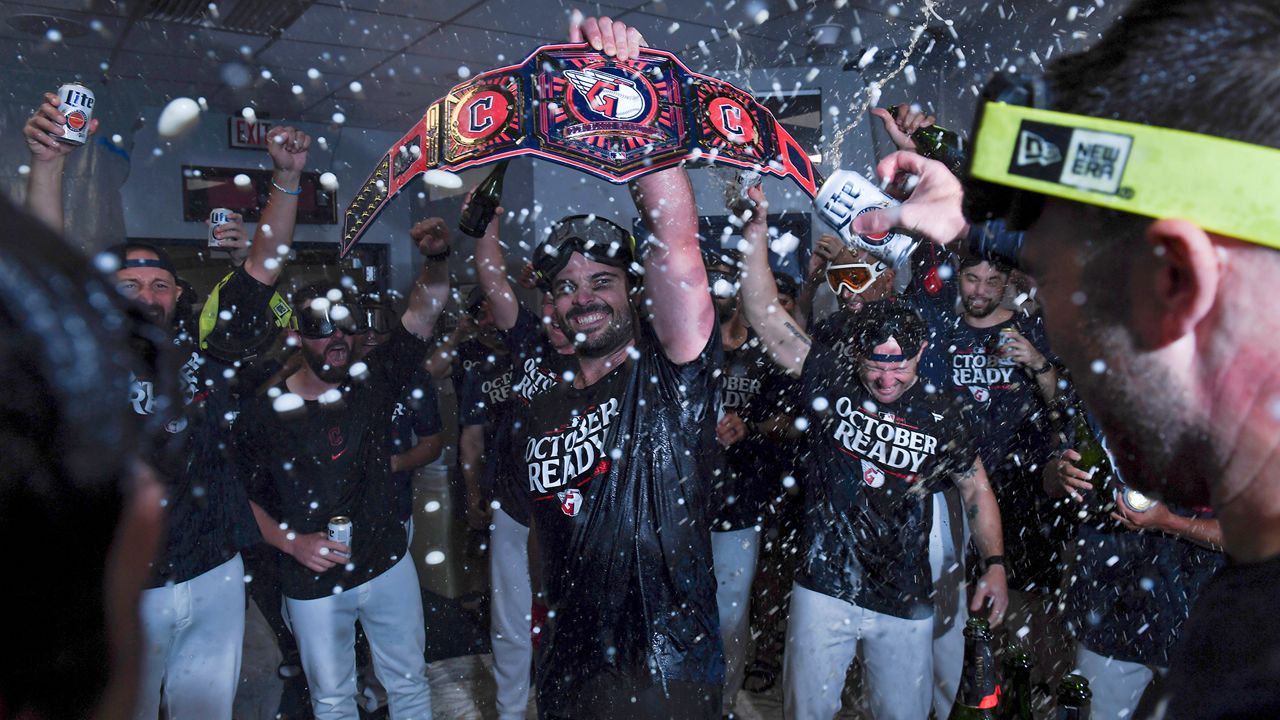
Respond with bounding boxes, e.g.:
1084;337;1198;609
849;1;1280;715
737;185;1007;719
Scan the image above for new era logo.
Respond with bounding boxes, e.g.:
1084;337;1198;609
1016;130;1062;167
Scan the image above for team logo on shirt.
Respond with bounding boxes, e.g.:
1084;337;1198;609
969;385;990;403
526;398;620;495
557;488;584;517
861;460;886;488
831;396;940;478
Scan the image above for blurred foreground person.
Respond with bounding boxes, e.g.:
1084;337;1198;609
0;196;165;720
853;1;1280;715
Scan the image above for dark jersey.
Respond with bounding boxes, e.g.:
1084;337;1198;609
237;325;430;600
516;320;723;716
942;313;1054;472
797;341;979;619
495;306;575;526
131;267;272;587
458;339;514;502
713;332;797;531
1150;554;1280;719
387;366;443;522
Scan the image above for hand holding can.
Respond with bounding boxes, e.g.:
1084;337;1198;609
208;208;234;247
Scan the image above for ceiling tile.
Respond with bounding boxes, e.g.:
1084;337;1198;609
313;0;479;21
10;38;109;73
280;5;435;49
366;52;462;86
1;3;130;49
118;21;270;61
256;39;391;76
455;0;608;41
406;25;542;64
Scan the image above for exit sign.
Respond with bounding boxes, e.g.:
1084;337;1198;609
228;117;276;150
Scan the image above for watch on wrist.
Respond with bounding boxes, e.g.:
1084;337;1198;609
425;248;452;262
1029;361;1053;376
983;555;1006;572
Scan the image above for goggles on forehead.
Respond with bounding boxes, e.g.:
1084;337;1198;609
532;215;638;290
293;298;360;339
964;72;1280;256
826;261;888;296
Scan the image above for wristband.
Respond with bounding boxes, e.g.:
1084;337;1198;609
272;179;302;195
1029;361;1053;376
983;555;1006;571
425;248;452;262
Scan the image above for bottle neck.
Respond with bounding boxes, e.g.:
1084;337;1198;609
957;635;1000;709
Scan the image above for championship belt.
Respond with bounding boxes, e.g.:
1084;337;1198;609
339;43;826;256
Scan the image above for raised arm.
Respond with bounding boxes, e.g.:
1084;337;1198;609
23;91;97;232
468;198;519;330
243;126;311;287
952;457;1009;626
738;185;811;376
401;217;452;341
631;166;715;363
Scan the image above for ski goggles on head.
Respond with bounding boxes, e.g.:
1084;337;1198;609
532;215;638;290
292;297;361;339
826;261;888;296
963;72;1280;258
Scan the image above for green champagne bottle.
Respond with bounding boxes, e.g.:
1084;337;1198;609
949;618;1000;720
998;651;1035;720
458;160;508;238
1054;674;1092;720
888;105;966;172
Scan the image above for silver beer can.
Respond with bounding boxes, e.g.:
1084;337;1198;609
56;83;95;146
208;208;232;247
1121;488;1156;514
328;516;352;555
814;169;921;272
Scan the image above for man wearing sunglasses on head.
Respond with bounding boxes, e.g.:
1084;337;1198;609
849;1;1280;715
738;184;1008;720
702;246;800;716
234;217;451;719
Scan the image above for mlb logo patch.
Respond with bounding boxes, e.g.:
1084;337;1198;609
557;488;584;517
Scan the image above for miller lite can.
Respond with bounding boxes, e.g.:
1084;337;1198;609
328;516;352;556
814;169;920;281
208;208;232;247
56;83;95;146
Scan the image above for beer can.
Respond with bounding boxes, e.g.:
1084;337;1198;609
56;83;95;146
328;516;352;555
208;208;232;247
724;167;762;218
814;169;920;271
1121;488;1156;513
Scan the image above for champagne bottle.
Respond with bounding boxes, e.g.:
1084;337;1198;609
1054;674;1092;720
458;161;509;238
888;105;966;172
949;617;1000;720
998;651;1035;720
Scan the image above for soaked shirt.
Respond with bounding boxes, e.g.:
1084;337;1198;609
458;339;514;502
237;325;430;600
798;341;979;619
516;321;723;715
712;332;797;531
387;366;442;522
495;307;575;526
131;266;273;587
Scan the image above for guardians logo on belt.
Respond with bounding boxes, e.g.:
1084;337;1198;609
339;43;825;257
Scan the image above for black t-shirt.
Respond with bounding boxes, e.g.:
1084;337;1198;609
712;332;797;531
797;341;979;619
942;313;1054;472
132;267;273;587
495;306;575;526
458;339;514;501
1066;505;1222;667
387;366;443;522
1146;554;1280;719
237;325;429;600
516;320;724;715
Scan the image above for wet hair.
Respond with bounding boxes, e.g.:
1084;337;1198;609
774;273;800;300
958;256;1012;276
1;199;148;718
853;303;928;359
1046;0;1280;244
